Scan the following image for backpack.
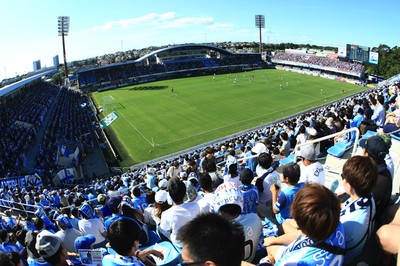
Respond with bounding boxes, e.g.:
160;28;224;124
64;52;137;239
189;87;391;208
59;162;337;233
255;169;274;193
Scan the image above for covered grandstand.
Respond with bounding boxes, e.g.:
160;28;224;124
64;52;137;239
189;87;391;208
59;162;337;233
77;44;266;90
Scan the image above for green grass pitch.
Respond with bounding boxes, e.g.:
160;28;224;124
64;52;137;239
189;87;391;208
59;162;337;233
92;69;365;166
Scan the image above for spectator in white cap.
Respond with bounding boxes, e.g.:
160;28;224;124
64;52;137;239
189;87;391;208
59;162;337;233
35;230;68;266
213;182;262;262
158;178;168;191
297;144;325;185
152;190;171;226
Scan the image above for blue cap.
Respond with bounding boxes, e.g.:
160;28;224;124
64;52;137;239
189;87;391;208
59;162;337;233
74;234;96;250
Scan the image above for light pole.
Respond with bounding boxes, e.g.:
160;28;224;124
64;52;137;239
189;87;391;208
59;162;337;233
255;15;265;54
58;16;70;78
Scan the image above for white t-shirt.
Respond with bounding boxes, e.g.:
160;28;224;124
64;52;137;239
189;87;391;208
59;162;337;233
255;168;281;205
236;213;262;262
159;202;201;247
223;174;242;187
298;161;325;185
167;166;181;178
197;192;215;213
55;228;83;252
78;218;106;245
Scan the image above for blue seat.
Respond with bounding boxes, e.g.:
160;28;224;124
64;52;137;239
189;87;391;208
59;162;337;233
358;130;377;145
327;141;353;158
390;133;400;141
144;241;182;266
279;153;295;166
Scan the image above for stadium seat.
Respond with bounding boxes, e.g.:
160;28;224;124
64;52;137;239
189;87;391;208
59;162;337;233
327;141;353;158
279;153;295;166
144;241;181;266
357;130;377;145
390;133;400;141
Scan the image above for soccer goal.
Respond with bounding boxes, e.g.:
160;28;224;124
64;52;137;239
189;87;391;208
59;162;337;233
102;95;115;111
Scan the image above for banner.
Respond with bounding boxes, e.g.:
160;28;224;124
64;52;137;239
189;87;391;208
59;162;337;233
100;111;119;129
58;143;71;157
0;174;42;189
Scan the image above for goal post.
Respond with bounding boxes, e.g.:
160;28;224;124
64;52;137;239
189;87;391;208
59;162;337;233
102;95;115;111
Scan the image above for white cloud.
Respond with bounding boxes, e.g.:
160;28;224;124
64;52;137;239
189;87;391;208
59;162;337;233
207;22;235;31
88;12;216;32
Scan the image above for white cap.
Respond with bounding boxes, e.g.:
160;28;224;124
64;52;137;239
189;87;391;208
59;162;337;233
212;182;243;213
155;190;168;204
158;179;168;189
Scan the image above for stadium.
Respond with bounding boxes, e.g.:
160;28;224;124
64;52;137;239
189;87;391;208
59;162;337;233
0;12;399;266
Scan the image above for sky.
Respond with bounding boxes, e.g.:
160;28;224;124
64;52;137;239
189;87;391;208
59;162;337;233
0;0;398;81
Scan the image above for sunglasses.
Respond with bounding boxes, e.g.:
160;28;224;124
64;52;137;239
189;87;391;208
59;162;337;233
180;260;205;266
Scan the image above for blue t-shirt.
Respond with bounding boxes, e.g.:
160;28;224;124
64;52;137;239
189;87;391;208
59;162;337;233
105;214;122;231
100;205;113;218
27;257;52;266
239;184;259;215
133;195;148;213
275;223;346;266
274;183;305;224
102;254;145;266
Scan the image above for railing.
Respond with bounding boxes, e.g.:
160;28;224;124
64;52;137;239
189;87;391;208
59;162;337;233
216;127;361;167
0;199;43;217
293;127;360;162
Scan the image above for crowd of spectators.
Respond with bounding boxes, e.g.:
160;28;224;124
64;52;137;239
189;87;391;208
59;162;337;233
0;83;58;177
0;72;399;265
272;52;364;75
79;54;265;87
35;87;93;180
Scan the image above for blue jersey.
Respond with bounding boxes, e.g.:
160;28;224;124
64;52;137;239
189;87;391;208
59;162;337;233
275;223;346;266
105;214;122;231
274;183;305;224
102;254;145;266
27;257;52;266
340;195;375;264
239;184;259;214
133;195;148;213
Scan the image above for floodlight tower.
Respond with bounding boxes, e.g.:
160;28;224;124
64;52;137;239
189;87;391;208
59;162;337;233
255;15;265;53
58;16;70;78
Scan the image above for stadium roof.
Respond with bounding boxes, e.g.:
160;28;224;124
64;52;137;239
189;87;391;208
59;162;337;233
0;68;57;97
77;44;235;74
134;43;234;62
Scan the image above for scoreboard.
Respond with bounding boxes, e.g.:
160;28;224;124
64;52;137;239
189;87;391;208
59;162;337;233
346;44;369;62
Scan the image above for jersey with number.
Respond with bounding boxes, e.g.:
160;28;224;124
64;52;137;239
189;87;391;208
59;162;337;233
299;161;325;185
239;184;259;215
133;195;148;213
236;213;262;262
340;195;375;264
275;223;345;266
